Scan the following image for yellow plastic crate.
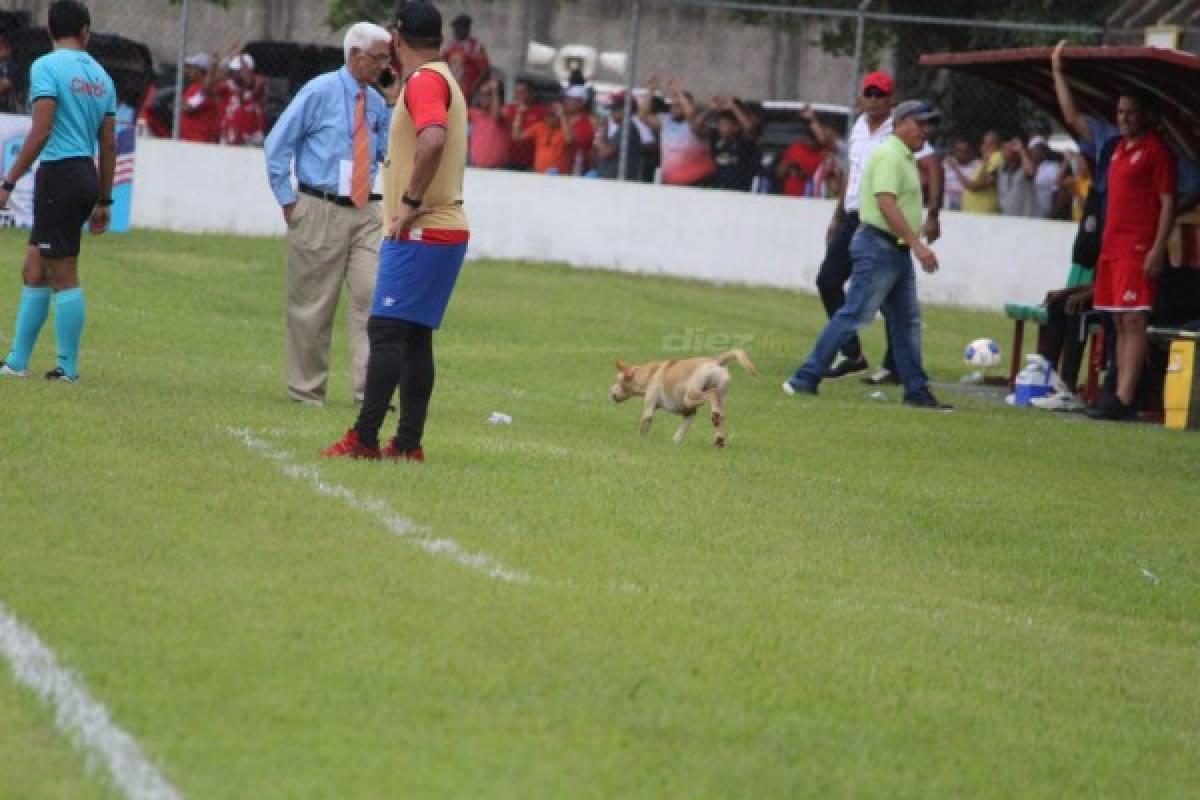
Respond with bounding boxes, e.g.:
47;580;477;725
1164;338;1200;430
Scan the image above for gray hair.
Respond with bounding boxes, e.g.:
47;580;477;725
343;22;391;63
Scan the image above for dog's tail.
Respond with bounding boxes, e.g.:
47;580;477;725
715;349;759;376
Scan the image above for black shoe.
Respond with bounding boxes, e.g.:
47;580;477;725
1086;394;1137;421
903;388;953;411
861;367;901;386
825;354;869;379
44;367;79;383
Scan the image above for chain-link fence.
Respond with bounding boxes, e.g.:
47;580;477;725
0;0;1189;197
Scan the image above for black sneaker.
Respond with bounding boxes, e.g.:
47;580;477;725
861;367;901;386
1086;394;1137;421
825;354;869;379
903;388;953;411
44;367;79;383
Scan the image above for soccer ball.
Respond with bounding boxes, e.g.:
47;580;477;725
963;338;1002;368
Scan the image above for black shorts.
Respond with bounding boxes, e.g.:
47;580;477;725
29;157;99;259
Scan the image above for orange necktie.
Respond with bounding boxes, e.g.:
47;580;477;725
351;90;370;208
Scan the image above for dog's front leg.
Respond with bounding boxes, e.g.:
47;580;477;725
639;389;659;435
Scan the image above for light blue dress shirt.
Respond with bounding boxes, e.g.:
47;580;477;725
264;66;389;206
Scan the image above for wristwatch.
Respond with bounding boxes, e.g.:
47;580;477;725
96;197;114;207
1;180;15;192
401;193;421;210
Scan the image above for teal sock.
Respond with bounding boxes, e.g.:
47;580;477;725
5;286;53;372
53;288;85;379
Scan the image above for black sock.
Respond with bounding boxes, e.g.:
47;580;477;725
393;323;434;451
355;318;417;449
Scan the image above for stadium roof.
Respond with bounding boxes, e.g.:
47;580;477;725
920;46;1200;160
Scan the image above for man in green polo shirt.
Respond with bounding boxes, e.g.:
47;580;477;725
784;100;951;410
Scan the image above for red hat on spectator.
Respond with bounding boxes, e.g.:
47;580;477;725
862;71;894;94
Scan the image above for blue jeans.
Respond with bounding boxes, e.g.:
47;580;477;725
790;226;929;396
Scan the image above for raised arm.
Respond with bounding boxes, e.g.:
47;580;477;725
637;77;662;133
1051;40;1090;143
676;89;706;139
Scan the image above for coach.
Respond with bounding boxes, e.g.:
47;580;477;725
784;101;951;411
322;2;470;461
264;22;391;406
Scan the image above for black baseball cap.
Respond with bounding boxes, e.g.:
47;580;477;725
394;2;442;38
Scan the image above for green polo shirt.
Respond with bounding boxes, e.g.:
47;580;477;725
858;133;923;242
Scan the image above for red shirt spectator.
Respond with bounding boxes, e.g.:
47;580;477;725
563;85;594;174
778;139;825;196
443;14;489;100
468;75;510;168
503;80;544;169
138;84;172;137
219;54;267;146
179;53;221;144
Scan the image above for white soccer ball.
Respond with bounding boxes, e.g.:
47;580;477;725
963;338;1002;368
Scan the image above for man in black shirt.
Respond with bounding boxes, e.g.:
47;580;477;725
709;109;757;191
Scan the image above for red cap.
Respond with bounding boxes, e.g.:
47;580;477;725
862;71;894;94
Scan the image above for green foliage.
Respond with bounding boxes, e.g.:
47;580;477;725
168;0;236;8
718;0;1125;137
327;0;396;30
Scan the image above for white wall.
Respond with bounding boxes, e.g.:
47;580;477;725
131;138;1077;310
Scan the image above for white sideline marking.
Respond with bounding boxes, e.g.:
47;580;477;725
0;603;182;800
229;428;531;584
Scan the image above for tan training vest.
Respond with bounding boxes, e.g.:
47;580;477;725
382;60;468;232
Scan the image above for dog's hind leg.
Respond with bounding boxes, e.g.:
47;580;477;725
708;386;728;448
673;410;697;443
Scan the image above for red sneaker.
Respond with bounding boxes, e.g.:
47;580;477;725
380;439;424;463
320;429;381;460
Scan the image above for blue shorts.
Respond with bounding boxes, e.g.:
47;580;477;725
371;238;467;329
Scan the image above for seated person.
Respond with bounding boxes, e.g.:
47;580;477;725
1032;284;1093;411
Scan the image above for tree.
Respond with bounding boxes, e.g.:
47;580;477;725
720;0;1124;139
327;0;394;30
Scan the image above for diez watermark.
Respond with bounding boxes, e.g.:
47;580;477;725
660;327;791;354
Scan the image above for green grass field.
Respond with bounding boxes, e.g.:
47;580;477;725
1;228;1198;799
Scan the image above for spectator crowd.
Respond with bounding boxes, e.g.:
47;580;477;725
119;14;1162;231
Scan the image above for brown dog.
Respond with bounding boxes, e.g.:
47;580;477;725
610;349;758;447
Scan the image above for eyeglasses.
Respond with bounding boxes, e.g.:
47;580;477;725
862;87;889;99
361;51;391;64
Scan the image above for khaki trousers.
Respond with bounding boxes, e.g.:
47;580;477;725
285;192;381;405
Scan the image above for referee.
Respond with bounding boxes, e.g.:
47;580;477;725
0;0;115;383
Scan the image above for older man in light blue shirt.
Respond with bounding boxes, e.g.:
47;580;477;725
264;21;392;407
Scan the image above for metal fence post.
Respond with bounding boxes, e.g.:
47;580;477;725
617;0;643;183
846;0;870;143
171;0;191;140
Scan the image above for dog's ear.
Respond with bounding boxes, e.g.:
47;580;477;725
615;358;629;373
